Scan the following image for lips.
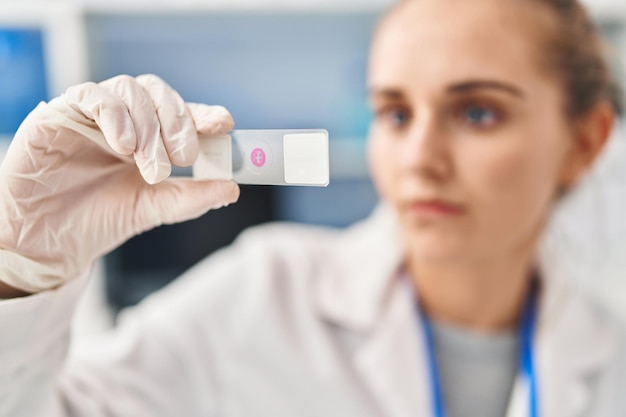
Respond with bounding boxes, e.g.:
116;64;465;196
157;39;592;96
406;199;466;216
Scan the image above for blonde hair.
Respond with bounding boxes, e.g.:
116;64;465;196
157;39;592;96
535;0;623;117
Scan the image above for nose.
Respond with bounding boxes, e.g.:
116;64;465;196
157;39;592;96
400;114;452;182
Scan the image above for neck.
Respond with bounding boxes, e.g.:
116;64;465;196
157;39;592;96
407;252;535;332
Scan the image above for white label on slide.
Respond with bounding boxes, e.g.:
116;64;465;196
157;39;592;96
283;132;329;185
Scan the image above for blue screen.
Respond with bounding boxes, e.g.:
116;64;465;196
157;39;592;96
0;28;49;136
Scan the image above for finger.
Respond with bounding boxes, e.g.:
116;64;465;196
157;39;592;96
100;75;171;185
186;103;235;136
133;179;240;232
136;74;199;168
63;82;137;156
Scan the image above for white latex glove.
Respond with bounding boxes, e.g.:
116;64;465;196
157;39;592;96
0;74;240;293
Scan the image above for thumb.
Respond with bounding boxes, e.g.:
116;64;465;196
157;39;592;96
133;178;240;232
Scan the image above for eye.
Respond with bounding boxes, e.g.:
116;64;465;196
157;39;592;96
375;106;411;129
458;104;502;128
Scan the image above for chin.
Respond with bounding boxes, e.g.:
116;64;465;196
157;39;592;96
403;231;473;264
409;246;470;265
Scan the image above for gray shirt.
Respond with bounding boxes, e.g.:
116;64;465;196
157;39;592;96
431;320;520;417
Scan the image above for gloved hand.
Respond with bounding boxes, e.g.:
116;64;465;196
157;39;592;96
0;74;240;294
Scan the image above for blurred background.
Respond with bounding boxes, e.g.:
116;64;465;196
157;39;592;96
1;0;625;333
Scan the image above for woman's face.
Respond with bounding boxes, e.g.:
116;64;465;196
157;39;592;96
368;0;577;264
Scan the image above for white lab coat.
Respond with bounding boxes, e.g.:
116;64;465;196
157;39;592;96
0;205;625;417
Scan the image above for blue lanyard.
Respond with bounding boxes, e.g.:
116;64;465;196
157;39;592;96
416;282;539;417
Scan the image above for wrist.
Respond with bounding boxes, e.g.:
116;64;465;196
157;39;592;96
0;280;31;299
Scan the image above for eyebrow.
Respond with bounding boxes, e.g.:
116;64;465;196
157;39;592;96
368;88;406;100
447;81;524;98
368;80;525;100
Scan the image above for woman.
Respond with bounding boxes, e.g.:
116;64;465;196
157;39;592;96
0;0;624;416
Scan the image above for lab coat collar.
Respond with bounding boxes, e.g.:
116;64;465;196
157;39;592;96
315;204;433;416
529;262;618;417
504;269;618;417
314;203;405;333
315;204;618;417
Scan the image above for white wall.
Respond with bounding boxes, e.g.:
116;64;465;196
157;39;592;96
582;0;626;17
70;0;626;15
77;0;393;13
4;0;621;15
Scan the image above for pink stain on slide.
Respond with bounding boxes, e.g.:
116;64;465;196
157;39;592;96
251;148;266;167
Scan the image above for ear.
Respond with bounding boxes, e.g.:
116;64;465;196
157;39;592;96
559;101;616;189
